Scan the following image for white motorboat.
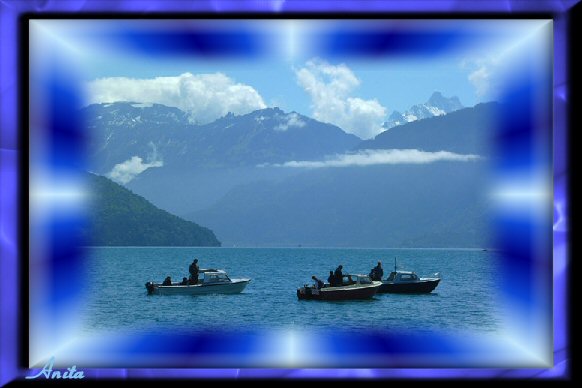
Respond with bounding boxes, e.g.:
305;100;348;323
145;269;250;295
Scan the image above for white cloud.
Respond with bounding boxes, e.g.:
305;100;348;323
468;65;491;98
266;149;481;168
274;112;306;131
107;143;163;184
87;72;266;124
295;59;386;139
462;57;500;100
108;156;163;184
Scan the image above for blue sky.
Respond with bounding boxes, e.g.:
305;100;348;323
80;54;478;115
31;19;551;139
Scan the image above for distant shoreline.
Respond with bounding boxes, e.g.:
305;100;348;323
83;246;494;251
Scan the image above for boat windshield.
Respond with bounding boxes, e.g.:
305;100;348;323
341;275;356;286
204;273;231;283
398;273;418;282
340;275;371;285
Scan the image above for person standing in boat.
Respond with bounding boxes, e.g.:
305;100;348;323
189;259;199;284
334;265;343;286
370;261;384;281
312;275;324;290
327;270;336;287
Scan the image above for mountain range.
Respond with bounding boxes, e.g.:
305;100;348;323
382;91;464;130
84;173;221;246
189;162;492;248
83;93;498;247
86;103;360;173
360;102;498;156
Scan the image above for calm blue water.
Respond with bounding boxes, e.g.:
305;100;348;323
81;247;502;334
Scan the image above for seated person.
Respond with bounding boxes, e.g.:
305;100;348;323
180;277;188;285
311;275;324;290
162;276;172;286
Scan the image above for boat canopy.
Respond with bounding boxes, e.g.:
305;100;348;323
396;272;419;282
386;271;418;282
202;271;231;283
340;274;373;285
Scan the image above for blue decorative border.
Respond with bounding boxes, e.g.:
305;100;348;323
0;0;573;383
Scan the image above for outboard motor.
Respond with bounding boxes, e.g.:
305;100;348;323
145;281;155;295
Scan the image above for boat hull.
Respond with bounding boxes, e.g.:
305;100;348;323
297;283;380;301
146;279;250;295
378;279;440;294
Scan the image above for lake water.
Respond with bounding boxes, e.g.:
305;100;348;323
81;247;502;335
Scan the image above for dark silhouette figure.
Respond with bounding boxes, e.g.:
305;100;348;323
370;261;384;281
334;265;343;286
180;277;188;285
189;259;199;284
327;271;336;287
162;276;172;286
312;275;324;290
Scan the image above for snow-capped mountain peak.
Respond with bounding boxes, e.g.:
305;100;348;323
383;92;464;130
427;91;463;113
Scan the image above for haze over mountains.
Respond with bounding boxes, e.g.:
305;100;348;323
87;103;360;172
84;93;497;248
84;173;221;247
86;103;362;213
360;102;498;156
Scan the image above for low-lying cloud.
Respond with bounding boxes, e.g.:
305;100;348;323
266;149;482;168
274;112;306;131
108;157;163;184
108;143;164;184
87;72;266;124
